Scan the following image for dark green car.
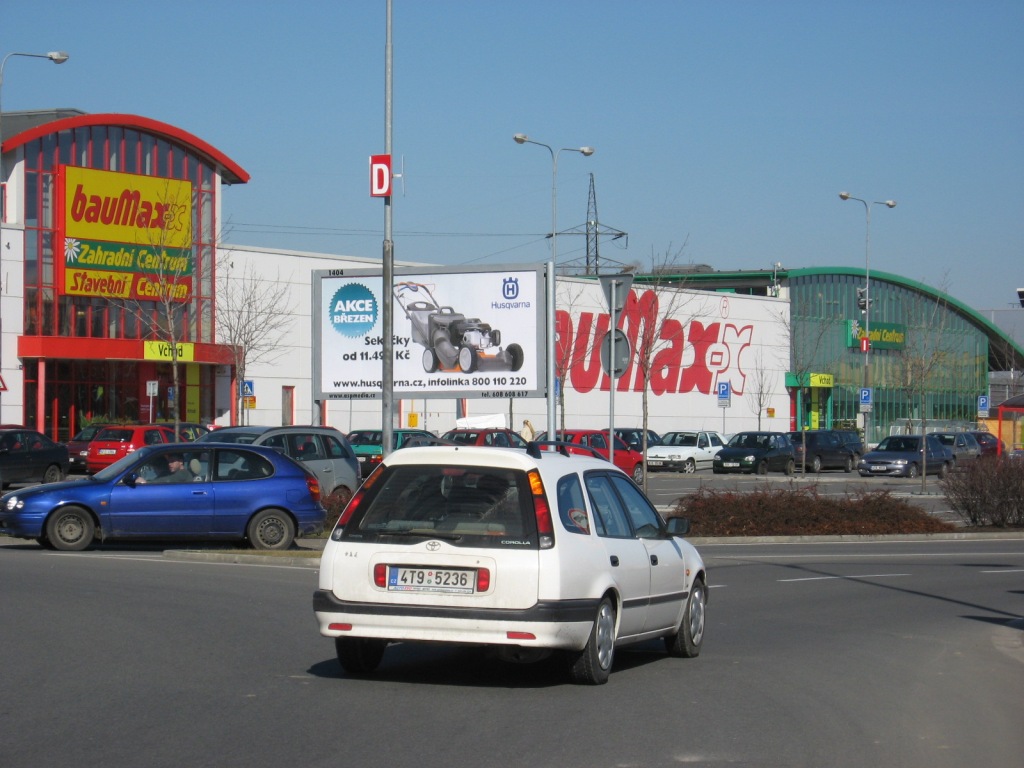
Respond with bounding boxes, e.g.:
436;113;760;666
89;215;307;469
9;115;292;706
712;431;796;475
348;429;437;478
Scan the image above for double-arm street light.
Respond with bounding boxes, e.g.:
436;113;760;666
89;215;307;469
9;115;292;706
839;191;896;444
1;51;69;222
0;51;69;409
513;134;594;440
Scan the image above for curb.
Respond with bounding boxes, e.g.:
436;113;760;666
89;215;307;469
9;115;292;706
161;530;1024;566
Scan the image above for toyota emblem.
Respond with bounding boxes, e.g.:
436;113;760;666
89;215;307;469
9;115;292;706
426;541;441;551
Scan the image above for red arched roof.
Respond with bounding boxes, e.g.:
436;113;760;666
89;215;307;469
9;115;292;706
2;113;250;184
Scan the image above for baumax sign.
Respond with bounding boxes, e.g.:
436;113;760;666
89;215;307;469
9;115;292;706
847;319;906;350
57;166;193;302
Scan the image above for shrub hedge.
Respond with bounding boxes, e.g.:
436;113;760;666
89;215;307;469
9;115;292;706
939;456;1024;527
670;485;956;536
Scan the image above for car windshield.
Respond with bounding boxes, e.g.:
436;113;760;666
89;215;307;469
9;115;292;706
72;425;105;442
197;431;257;444
876;436;920;452
349;431;383;445
92;445;162;481
664;433;697;447
344;464;535;547
729;433;769;449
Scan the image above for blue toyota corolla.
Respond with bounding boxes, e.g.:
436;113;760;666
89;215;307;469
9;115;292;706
0;443;325;551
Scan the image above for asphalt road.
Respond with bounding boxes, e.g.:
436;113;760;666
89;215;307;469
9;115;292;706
2;535;1021;768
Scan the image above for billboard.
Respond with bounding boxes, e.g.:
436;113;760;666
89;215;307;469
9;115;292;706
56;166;194;302
313;265;546;400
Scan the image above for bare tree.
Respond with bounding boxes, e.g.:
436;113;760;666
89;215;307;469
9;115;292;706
774;297;843;473
623;243;713;491
216;253;296;424
891;288;956;492
746;347;778;430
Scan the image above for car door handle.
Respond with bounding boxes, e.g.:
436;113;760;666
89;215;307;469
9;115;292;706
609;556;619;567
650;555;659;566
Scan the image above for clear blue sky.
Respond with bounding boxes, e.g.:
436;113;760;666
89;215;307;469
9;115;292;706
5;1;1022;312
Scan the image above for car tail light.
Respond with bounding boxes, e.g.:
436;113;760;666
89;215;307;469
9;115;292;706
374;563;387;588
305;472;321;502
527;469;554;549
476;568;491;591
338;468;383;528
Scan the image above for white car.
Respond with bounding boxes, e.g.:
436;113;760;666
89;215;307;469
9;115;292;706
314;443;708;685
645;430;726;473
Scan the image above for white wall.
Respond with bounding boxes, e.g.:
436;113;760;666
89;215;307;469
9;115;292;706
220;249;792;436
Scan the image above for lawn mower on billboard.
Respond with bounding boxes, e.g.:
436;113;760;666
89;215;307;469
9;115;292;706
395;281;525;374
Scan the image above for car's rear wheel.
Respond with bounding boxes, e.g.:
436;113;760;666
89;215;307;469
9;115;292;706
247;509;296;550
45;506;95;551
843;456;853;473
335;637;388;675
665;579;706;658
784;459;795;476
811;456;822;473
569;596;616;685
43;464;64;484
631;464;644;484
682;458;696;474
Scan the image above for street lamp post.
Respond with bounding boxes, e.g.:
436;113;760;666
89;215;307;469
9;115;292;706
0;50;69;421
513;133;594;441
839;191;896;445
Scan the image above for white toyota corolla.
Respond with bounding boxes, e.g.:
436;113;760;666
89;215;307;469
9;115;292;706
313;443;707;684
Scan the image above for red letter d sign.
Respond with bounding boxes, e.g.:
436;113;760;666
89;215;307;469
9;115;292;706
370;154;392;197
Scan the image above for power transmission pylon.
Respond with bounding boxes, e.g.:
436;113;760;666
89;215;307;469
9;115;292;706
560;173;628;275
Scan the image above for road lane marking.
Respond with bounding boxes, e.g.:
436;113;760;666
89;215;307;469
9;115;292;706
774;573;913;585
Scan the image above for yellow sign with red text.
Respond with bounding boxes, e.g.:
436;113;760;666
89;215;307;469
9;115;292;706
58;166;193;302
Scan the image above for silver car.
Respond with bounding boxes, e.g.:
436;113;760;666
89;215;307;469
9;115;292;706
197;425;360;505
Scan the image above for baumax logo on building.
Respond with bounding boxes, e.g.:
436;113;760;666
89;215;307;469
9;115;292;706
62;166;192;248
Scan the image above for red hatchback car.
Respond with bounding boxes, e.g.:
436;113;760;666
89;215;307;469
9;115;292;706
541;428;645;484
85;424;176;473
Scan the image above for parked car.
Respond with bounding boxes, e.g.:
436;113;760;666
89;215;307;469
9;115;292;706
787;430;856;473
712;431;796;475
857;434;953;478
646;430;725;473
933;432;981;465
0;443;325;551
313;442;707;684
195;425;359;506
86;424;176;474
612;428;662;452
0;429;69;487
538;429;645;484
833;429;866;461
440;428;528;448
348;428;437;478
970;431;1005;457
158;421;211;442
65;423;115;474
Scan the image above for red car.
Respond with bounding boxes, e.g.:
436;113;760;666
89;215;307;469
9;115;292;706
541;428;645;484
969;431;1005;457
85;424;176;473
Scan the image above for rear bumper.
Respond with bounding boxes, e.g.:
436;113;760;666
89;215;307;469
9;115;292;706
313;589;599;650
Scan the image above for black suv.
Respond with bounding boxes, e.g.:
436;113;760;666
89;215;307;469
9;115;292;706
832;429;865;461
787;430;856;473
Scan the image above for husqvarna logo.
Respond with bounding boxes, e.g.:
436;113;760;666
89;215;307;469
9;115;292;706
502;277;519;300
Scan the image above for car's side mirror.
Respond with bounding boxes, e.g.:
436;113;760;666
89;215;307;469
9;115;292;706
666;517;691;536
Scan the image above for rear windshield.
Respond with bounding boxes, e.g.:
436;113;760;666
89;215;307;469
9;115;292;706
95;428;133;442
203;431;258;444
342;464;537;549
